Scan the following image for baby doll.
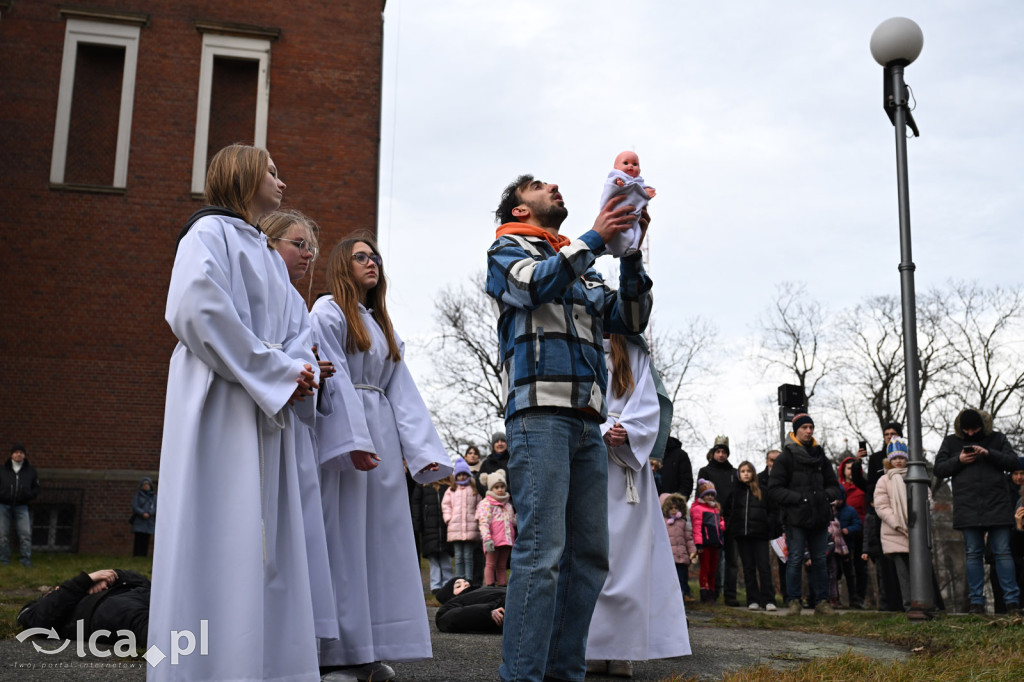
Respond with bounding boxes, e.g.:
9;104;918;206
599;150;656;257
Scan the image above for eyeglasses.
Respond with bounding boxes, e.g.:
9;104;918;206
272;237;318;258
351;252;382;267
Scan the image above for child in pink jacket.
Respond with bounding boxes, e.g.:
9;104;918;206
662;492;697;601
476;470;515;586
691;479;725;604
442;458;481;580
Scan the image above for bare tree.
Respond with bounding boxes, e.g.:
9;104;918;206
649;316;719;445
754;282;836;403
422;273;504;454
930;281;1024;439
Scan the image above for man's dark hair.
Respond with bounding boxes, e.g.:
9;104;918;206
883;422;904;437
494;174;534;225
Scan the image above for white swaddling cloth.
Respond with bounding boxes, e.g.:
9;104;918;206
599;169;651;257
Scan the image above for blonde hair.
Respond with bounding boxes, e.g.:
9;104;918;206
737;461;762;500
607;334;635;399
204;144;269;225
325;234;400;362
262;209;321;305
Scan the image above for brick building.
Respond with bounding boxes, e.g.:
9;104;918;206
0;1;386;554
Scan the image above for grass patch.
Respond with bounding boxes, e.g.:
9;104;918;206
0;553;152;639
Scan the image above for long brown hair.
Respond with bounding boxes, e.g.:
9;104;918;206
325;234;400;361
737;460;762;500
262;209;320;305
204;144;269;225
607;334;635;399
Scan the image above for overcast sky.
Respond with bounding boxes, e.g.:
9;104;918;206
374;1;1024;461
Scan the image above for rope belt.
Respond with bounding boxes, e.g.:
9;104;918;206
354;383;384;394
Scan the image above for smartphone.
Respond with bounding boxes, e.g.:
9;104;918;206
962;445;975;453
858;440;867;451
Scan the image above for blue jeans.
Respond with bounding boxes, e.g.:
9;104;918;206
427;552;454;592
0;504;32;564
963;526;1019;606
453;540;475;579
500;413;609;682
786;525;828;604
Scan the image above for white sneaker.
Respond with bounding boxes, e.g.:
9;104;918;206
766;603;778;611
748;603;760;610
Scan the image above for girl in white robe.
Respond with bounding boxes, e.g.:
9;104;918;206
263;209;339;641
149;145;321;682
311;236;452;674
586;335;691;673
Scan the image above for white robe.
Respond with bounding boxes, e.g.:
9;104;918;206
149;215;320;682
587;340;691;661
310;296;453;665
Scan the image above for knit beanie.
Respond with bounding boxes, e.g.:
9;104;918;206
886;436;909;460
1014;456;1024;472
10;443;26;455
959;409;983;432
492;431;507;445
696;478;717;499
483;470;507;492
883;421;904;437
453;457;471;483
792;413;814;431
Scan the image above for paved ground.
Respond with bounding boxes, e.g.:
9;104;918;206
0;607;909;681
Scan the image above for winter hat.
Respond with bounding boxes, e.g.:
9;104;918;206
453;457;472;483
10;443;26;455
483;470;507;492
696;478;717;499
792;413;814;431
959;409;983;432
434;577;473;605
492;431;507;445
1013;456;1024;472
886;436;909;460
883;421;904;437
712;435;730;455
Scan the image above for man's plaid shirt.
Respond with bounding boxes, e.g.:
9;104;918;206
485;229;653;421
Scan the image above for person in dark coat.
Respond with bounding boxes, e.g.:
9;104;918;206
697;436;739;606
17;569;151;646
434;577;506;633
934;408;1021;615
758;449;786;605
659;436;693;500
1;443;40;567
412;478;455;592
131;477;157;557
729;461;774;610
477;432;510;497
768;414;842;616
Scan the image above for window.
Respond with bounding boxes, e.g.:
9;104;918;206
50;12;147;190
190;30;274;195
30;487;83;553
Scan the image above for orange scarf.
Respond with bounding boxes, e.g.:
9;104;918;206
496;223;572;253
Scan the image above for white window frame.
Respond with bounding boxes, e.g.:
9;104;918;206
50;18;141;188
190;33;271;195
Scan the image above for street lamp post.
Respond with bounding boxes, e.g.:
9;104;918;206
870;17;934;621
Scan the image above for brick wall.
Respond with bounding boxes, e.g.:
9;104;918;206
0;0;385;553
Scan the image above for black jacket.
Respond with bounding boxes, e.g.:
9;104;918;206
933;409;1020;529
768;437;842;530
412;484;452;557
728;481;771;540
0;457;40;505
758;467;784;538
477;451;510;497
659;437;693;499
17;570;150;644
436;585;506;633
697;458;737;521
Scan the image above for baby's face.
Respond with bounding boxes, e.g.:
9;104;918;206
614;152;640;178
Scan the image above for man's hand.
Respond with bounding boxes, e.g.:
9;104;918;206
87;569;117;594
856;447;867;460
591;195;635;244
491;607;505;626
959;446;978;464
417;462;441;475
637;207;651;248
351;450;380;471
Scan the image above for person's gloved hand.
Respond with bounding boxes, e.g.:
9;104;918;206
484;540;495;553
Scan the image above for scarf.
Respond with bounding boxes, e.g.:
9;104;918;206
496;223;572;252
487;490;510;504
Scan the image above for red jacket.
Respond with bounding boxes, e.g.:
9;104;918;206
838;456;866;521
